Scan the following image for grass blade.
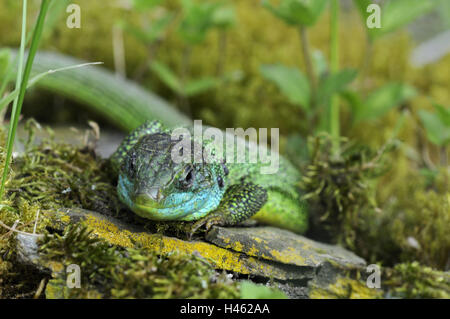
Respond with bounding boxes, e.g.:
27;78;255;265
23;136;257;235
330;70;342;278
0;0;51;199
0;61;103;111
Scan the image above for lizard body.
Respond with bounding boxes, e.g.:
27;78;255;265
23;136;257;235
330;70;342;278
111;120;308;235
9;51;308;234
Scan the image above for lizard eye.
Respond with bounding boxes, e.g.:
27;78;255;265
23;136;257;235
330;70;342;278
185;169;194;183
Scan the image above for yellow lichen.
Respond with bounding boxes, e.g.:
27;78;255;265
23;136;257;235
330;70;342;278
309;277;382;299
79;214;295;279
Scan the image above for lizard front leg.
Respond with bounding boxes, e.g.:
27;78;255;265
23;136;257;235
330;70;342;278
189;183;268;238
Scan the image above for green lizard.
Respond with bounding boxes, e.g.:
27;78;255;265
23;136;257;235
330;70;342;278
110;120;308;236
10;50;308;236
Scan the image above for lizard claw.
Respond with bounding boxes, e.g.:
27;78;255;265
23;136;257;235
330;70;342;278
187;214;224;240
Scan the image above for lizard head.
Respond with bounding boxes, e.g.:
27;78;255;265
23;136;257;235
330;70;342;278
117;133;227;221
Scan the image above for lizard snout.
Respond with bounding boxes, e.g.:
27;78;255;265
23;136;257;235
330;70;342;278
135;188;165;205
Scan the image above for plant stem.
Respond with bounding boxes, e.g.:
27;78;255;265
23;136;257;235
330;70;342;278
329;0;340;154
0;0;51;199
298;26;317;102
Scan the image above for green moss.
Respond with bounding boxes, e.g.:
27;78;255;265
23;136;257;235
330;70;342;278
299;133;392;247
39;223;240;299
367;181;449;269
384;262;450;299
8;120;119;215
298;132;449;271
309;262;450;299
0;119;117;229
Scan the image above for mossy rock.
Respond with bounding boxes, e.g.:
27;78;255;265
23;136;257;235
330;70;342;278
5;122;367;298
21;206;367;299
4;124;448;298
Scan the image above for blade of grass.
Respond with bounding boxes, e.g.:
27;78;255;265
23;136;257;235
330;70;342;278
0;8;34;99
0;62;103;111
0;0;51;199
0;0;27;195
5;0;28;125
0;1;67;98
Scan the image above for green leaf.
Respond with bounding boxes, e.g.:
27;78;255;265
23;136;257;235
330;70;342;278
260;64;310;110
419;110;450;146
317;68;357;106
212;6;236;29
352;0;372;19
178;0;221;44
352;0;378;39
42;0;72;40
120;21;152;43
150;61;241;97
380;0;437;38
354;83;417;122
240;281;288;299
341;90;363;112
121;12;173;44
185;71;242;97
146;13;174;43
262;0;328;26
149;61;182;94
354;0;438;40
434;103;450;126
184;77;221;96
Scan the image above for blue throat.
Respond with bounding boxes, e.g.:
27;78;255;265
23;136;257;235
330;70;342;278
117;175;224;221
